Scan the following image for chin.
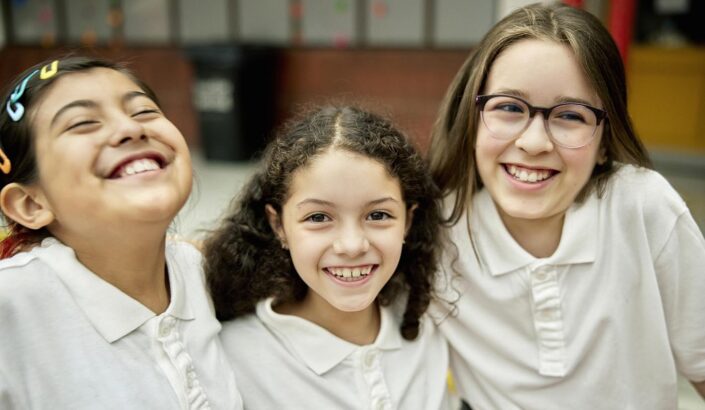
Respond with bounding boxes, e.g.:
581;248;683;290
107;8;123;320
331;296;376;313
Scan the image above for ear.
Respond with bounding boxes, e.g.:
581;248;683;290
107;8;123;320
597;145;607;165
265;204;287;245
404;203;418;237
0;183;55;230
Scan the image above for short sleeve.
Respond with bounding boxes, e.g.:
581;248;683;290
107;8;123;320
654;210;705;381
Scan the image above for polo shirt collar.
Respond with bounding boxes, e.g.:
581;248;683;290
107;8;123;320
257;297;403;375
33;237;194;343
472;188;598;276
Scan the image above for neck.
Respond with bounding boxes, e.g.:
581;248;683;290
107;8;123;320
277;294;381;345
499;211;565;258
54;225;171;314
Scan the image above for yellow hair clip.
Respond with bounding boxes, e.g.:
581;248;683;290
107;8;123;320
0;148;11;175
40;60;58;80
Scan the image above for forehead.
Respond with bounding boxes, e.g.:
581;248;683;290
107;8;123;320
32;68;144;115
485;39;600;105
286;148;402;202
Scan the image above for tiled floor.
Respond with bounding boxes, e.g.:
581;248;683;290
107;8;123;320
177;150;705;409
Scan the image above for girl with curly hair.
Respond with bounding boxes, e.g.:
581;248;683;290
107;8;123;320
204;106;449;409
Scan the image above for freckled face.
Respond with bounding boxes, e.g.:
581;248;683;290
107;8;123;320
273;148;410;316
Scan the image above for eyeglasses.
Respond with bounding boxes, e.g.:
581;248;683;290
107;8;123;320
475;94;607;149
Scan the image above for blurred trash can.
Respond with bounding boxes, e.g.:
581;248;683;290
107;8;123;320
188;46;279;161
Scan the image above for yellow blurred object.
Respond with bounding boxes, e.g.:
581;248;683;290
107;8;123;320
447;370;457;394
627;46;705;153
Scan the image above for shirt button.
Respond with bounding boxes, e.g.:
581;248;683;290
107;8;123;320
373;399;388;410
363;349;377;369
539;310;555;321
158;316;175;337
534;267;550;281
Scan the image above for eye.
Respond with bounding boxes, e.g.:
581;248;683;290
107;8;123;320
132;108;160;118
555;111;586;122
305;213;331;223
368;211;392;221
66;120;99;132
495;103;524;114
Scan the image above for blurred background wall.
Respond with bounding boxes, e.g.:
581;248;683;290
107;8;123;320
1;0;703;155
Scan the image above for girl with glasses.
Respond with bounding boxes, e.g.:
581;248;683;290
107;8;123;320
428;3;705;409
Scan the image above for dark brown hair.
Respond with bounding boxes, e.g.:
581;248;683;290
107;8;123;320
428;3;652;225
203;106;442;340
0;56;160;257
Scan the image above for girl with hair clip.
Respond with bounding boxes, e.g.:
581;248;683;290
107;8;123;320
427;3;705;409
0;57;242;409
204;106;450;410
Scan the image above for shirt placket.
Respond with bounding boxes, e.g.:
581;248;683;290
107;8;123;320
359;347;393;410
156;315;211;410
529;264;567;377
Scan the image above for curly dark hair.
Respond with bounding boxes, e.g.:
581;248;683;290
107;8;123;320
203;106;442;340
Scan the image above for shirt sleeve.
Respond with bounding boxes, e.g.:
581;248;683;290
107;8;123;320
654;210;705;381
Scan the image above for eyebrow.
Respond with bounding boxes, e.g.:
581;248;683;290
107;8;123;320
295;196;400;208
50;91;152;127
492;88;599;107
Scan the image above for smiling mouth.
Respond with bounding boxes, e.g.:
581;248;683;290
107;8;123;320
325;265;376;282
109;156;165;179
504;164;557;183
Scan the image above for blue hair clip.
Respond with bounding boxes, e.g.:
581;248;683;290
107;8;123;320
6;69;39;122
2;60;59;174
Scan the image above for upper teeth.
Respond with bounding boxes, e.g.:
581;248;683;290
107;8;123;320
328;266;373;279
119;158;160;177
507;165;551;183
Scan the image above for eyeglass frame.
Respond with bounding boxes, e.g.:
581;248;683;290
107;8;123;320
475;94;608;149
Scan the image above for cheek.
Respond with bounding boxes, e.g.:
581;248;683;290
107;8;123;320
561;146;601;177
475;132;506;171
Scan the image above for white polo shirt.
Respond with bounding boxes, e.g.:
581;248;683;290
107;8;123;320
431;165;705;409
220;297;450;410
0;238;243;410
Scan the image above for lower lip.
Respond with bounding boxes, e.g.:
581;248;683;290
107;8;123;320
503;165;555;191
325;266;376;287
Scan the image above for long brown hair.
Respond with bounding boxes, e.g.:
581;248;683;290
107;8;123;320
428;3;651;225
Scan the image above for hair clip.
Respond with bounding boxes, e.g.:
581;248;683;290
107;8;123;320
40;60;59;80
0;146;11;174
6;69;39;122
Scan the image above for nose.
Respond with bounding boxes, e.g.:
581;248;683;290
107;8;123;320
332;225;370;256
110;114;147;146
514;113;554;155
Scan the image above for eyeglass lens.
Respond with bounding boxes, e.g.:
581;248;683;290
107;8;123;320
481;95;599;148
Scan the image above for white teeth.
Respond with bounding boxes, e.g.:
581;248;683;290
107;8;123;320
118;158;160;177
507;165;551;183
328;266;373;281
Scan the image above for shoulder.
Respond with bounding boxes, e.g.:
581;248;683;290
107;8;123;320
166;240;203;262
603;165;687;219
220;313;277;365
0;251;54;297
607;165;685;208
166;239;205;281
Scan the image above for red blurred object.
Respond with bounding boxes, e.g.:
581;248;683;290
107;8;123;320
562;0;584;7
608;0;637;62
